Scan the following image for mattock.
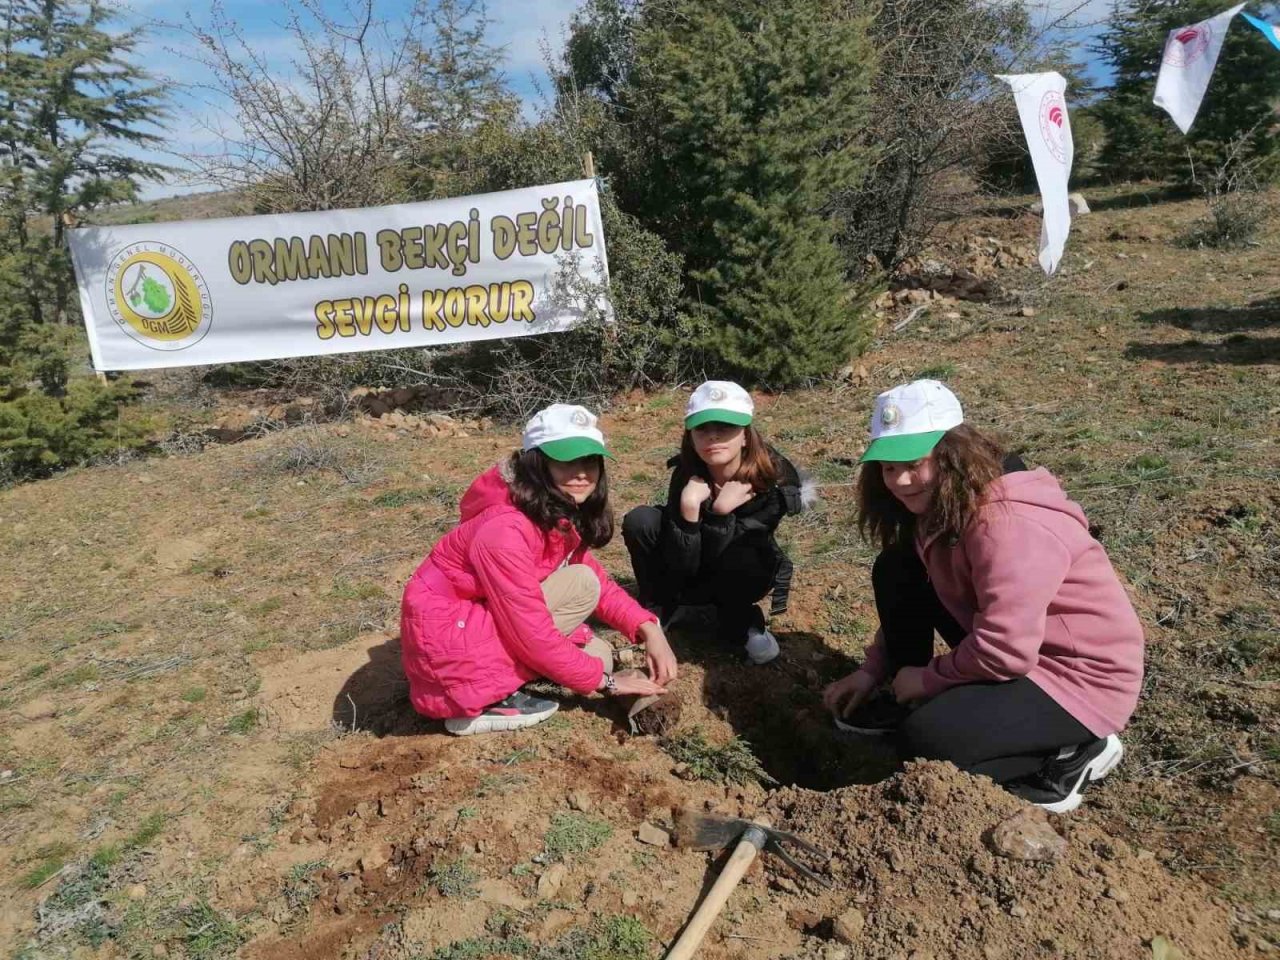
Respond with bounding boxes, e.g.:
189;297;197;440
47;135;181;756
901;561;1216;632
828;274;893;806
663;809;832;960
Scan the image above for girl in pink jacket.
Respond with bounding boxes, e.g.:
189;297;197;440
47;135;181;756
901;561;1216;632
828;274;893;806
401;404;676;736
823;380;1144;812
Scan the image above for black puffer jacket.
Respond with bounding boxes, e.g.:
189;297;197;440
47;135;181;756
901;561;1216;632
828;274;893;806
659;446;804;615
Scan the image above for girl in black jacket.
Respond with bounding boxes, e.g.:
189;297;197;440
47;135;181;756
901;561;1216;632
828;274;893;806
622;381;804;664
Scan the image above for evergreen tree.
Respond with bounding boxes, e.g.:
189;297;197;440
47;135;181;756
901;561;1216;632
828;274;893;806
1095;0;1280;182
0;0;167;326
627;0;876;384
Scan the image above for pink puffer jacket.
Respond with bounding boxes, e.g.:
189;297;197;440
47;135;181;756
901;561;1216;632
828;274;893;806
400;463;656;719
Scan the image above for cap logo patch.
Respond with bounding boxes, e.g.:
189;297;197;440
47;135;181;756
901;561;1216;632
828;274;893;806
881;404;901;428
709;387;726;402
571;410;589;427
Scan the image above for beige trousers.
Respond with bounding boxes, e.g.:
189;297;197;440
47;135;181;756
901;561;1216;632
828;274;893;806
541;564;614;673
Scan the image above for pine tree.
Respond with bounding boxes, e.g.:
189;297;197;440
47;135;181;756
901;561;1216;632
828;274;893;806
1094;0;1280;182
627;0;876;384
0;0;167;326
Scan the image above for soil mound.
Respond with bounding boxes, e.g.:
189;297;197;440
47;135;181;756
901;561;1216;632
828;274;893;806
766;761;1239;959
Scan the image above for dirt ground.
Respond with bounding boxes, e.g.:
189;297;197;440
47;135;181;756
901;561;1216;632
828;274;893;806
1;185;1277;959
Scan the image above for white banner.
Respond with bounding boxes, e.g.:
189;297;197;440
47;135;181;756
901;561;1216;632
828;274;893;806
1153;3;1245;134
68;179;611;371
997;71;1074;276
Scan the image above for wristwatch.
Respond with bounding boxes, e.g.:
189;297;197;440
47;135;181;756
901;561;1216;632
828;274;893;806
603;672;618;695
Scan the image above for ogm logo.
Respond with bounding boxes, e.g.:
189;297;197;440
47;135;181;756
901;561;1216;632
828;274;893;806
1164;24;1211;67
1038;90;1068;164
104;242;212;351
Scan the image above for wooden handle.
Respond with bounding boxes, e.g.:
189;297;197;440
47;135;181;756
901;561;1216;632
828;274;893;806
664;826;767;960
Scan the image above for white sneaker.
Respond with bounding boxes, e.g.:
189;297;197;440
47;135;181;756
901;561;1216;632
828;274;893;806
443;691;558;736
744;627;780;665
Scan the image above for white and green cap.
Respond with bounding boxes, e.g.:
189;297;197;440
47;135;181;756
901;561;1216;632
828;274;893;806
860;379;964;463
522;403;613;461
685;380;754;429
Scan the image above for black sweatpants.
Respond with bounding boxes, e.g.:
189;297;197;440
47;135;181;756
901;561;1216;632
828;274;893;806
873;544;1094;784
622;505;773;644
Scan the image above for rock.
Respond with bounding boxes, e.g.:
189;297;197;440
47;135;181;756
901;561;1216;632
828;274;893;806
1009;903;1028;919
359;843;392;873
636;822;671;847
1068;192;1091;215
126;884;148;900
538;908;577;939
832;908;865;944
787;908;824;932
334;875;362;913
152;946;168;958
475;878;530;911
290;826;319;844
622;889;640;908
772;875;800;895
988;809;1067;862
1267;909;1280;921
1104;886;1130;903
537;863;566;899
16;698;58;721
567;792;593;813
822;947;851;960
1019;306;1037;318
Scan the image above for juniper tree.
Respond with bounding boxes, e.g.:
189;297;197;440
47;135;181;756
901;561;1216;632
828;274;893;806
1094;0;1280;182
627;0;876;384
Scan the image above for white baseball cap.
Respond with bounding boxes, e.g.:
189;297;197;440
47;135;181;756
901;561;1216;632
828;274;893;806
522;404;613;461
860;380;964;463
685;380;754;429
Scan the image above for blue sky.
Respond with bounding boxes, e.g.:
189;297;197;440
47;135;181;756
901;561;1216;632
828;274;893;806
119;0;1107;201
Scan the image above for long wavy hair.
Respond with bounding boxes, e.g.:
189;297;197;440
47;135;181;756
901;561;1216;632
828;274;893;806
506;449;614;549
678;425;779;492
857;424;1007;550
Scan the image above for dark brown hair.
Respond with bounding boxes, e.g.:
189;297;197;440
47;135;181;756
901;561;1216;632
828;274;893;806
857;423;1007;550
506;449;615;549
678;424;779;492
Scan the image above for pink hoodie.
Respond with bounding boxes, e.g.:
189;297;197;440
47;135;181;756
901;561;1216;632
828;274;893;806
400;464;657;719
861;468;1145;737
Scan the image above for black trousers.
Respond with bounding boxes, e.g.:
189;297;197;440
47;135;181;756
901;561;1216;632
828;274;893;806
873;545;1093;783
622;505;772;644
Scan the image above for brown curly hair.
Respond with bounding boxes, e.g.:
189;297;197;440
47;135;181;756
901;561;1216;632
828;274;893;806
857;424;1007;550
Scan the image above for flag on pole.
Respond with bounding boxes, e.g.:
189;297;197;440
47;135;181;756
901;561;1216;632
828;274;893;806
1241;11;1280;51
1153;3;1245;134
996;72;1073;276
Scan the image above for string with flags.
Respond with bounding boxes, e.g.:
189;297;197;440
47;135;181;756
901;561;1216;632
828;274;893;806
999;3;1269;277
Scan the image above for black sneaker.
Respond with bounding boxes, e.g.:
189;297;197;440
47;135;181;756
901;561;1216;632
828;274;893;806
443;691;559;736
833;691;912;737
1006;734;1124;813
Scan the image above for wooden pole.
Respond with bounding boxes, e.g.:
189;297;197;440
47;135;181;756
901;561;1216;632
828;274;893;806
583;151;596;179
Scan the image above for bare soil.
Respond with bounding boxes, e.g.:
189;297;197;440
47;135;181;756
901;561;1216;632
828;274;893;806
1;184;1277;959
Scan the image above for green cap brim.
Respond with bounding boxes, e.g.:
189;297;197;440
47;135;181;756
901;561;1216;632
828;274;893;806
685;409;753;429
859;430;947;464
538;436;615;462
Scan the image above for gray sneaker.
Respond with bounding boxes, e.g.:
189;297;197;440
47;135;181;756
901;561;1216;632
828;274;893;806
744;627;780;665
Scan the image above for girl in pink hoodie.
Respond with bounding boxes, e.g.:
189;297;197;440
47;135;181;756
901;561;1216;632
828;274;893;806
823;381;1144;812
401;404;676;736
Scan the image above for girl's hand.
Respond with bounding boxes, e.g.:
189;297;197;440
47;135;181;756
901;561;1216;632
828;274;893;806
711;480;755;515
823;669;877;718
892;665;928;704
680;477;713;521
608;670;668;697
638;621;678;685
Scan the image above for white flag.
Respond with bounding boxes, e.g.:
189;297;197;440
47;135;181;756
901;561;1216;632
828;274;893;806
996;72;1073;276
1153;3;1245;134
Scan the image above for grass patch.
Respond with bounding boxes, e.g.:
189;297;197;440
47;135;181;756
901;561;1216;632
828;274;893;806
916;362;956;379
20;663;50;681
429;855;479;899
428;914;653;960
330;580;385;600
181;686;207;703
225;709;258;734
20;856;67;889
475;771;530;798
543;812;613;862
661;728;778;786
283;859;328;911
182;899;245;960
51;663;100;689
